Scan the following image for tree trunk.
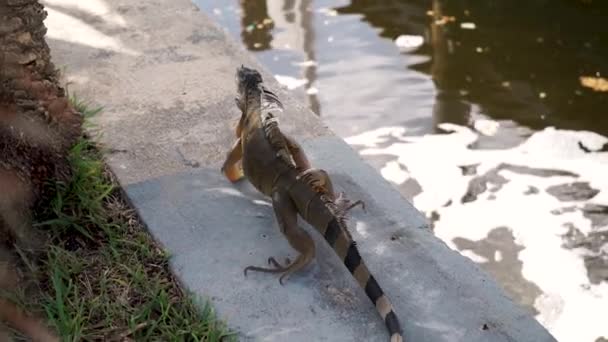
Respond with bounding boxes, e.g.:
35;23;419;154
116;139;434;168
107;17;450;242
1;1;79;340
0;0;82;248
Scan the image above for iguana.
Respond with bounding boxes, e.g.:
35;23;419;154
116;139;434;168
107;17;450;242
221;66;404;342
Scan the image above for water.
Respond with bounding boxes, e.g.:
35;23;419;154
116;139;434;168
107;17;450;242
195;1;608;341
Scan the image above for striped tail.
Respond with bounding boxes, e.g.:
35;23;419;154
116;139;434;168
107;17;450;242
322;217;403;342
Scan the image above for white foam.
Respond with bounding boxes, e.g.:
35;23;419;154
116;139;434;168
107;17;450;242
495;250;503;262
473;118;499;136
380;161;410;185
347;124;608;342
274;75;308;90
394;35;425;51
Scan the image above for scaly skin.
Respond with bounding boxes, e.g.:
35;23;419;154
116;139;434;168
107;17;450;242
221;66;404;342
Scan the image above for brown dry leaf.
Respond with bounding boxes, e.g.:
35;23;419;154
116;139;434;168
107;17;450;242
579;76;608;92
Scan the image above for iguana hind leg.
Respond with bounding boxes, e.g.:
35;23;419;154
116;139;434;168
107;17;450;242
297;168;335;194
268;257;291;268
297;168;365;214
244;190;315;285
282;132;360;212
221;138;244;182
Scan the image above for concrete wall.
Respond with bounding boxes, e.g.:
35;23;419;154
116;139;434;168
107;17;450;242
43;0;556;340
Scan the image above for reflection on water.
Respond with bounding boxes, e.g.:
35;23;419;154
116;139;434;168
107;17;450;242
195;0;608;341
337;0;608;138
233;0;322;113
238;0;273;51
200;0;608;140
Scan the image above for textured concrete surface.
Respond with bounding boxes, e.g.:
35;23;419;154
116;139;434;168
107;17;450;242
128;137;556;341
43;0;330;185
43;0;556;341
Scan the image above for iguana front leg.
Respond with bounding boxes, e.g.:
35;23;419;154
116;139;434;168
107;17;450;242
235;107;245;138
221;138;244;182
244;190;315;285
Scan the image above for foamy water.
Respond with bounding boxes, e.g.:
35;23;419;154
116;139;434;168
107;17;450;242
346;123;608;342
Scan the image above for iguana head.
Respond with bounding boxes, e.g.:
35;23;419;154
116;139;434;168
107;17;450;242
235;65;263;114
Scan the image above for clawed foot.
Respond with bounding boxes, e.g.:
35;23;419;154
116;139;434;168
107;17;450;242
335;192;366;214
243;256;293;285
345;199;366;212
267;257;291;268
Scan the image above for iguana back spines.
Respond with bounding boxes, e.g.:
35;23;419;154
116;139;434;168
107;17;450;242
260;88;294;168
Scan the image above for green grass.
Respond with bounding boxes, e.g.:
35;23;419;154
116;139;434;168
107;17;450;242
26;97;235;341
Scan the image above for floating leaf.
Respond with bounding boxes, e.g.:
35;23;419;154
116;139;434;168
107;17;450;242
580;76;608;92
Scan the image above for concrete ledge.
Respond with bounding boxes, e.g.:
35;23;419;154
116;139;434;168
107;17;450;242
44;0;556;341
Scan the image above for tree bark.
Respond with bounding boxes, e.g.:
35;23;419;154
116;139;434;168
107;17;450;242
1;1;79;340
0;0;82;247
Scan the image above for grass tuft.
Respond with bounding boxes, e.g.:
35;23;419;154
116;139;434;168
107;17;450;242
26;97;235;341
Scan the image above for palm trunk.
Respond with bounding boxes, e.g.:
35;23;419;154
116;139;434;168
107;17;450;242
1;1;78;339
0;0;82;248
